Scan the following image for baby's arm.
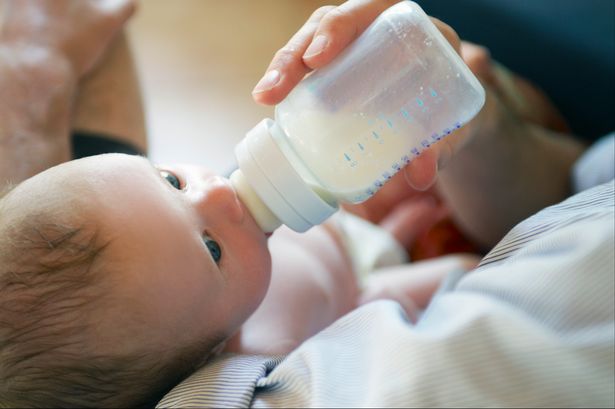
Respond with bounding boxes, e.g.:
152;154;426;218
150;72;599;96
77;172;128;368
230;223;359;355
360;254;480;321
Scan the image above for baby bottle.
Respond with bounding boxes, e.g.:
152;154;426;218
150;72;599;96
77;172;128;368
230;1;485;233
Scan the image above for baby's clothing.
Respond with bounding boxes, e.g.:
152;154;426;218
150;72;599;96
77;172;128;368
328;210;407;286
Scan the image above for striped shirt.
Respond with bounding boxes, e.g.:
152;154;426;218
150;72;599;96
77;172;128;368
157;135;614;408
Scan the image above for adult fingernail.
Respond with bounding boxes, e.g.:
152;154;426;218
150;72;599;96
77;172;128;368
252;69;281;94
303;35;328;59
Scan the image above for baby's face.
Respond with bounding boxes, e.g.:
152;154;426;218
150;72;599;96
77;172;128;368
11;154;272;353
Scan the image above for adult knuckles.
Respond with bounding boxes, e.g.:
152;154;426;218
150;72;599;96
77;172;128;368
430;17;460;50
273;46;301;68
319;7;356;37
310;5;338;22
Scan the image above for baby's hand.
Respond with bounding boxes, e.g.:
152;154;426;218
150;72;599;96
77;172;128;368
1;0;136;77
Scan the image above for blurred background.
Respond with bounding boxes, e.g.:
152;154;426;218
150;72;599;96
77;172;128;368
128;0;342;174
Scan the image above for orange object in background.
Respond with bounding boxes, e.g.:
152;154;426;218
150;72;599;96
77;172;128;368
410;216;483;261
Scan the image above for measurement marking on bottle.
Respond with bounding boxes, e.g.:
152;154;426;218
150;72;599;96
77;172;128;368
416;97;424;107
358;143;364;151
401;109;412;122
386;119;394;129
372;131;380;139
430;87;438;97
344;153;351;161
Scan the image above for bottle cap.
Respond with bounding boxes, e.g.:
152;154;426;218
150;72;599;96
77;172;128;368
233;118;338;232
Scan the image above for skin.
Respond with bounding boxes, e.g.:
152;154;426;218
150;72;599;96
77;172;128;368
72;33;148;153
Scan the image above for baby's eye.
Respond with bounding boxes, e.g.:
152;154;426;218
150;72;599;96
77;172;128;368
160;170;182;190
203;236;222;263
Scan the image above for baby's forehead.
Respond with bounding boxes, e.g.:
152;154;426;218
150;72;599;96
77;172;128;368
54;154;157;195
70;153;154;179
2;154;154;220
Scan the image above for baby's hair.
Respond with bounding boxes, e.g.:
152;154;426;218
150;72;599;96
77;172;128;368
0;192;216;407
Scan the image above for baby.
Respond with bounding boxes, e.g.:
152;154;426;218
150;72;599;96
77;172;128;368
0;153;477;407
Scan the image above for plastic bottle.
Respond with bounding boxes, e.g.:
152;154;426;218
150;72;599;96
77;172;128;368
230;1;485;233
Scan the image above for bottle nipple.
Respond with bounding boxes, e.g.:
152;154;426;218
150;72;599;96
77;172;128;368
230;169;281;233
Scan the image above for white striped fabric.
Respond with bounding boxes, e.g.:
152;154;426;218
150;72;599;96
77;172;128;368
157;354;284;408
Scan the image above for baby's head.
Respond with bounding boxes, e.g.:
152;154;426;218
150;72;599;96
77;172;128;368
0;154;271;407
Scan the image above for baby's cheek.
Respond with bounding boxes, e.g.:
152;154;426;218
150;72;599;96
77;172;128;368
231;237;271;298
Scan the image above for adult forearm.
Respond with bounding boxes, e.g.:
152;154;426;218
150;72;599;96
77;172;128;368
0;46;75;185
437;101;585;250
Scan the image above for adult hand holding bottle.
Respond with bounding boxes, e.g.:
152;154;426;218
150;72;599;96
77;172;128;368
252;0;583;249
251;0;463;191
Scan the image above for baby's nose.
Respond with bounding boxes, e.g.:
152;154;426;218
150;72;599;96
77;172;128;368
192;175;244;225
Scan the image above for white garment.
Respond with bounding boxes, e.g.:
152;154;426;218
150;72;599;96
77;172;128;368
329;210;407;285
572;132;614;194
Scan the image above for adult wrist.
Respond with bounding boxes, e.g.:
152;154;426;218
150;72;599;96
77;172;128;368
0;43;75;85
0;44;76;153
0;45;75;182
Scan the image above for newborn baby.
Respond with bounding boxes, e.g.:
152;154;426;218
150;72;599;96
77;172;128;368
0;153;477;407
